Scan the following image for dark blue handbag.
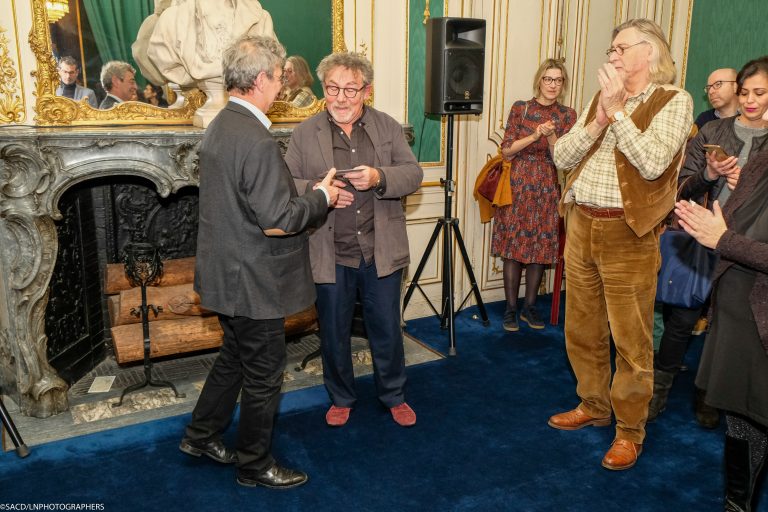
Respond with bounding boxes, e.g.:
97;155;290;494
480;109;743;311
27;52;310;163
655;228;719;309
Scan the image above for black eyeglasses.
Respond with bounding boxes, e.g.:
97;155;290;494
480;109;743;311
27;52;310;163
605;40;648;57
541;76;564;86
324;84;367;98
704;80;736;93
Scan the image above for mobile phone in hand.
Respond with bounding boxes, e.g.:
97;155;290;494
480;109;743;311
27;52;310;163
703;144;729;162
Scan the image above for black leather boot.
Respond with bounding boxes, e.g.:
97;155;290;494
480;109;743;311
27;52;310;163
724;435;752;512
647;369;676;422
695;387;720;429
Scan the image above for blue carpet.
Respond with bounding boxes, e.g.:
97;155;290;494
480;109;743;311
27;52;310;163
1;294;765;511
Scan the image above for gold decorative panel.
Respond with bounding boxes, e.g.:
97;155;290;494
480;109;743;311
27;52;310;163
0;20;25;124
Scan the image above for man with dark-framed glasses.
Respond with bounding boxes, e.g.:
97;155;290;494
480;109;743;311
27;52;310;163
549;18;692;471
696;68;739;128
285;52;423;429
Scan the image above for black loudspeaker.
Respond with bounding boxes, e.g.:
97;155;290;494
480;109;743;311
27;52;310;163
425;17;486;115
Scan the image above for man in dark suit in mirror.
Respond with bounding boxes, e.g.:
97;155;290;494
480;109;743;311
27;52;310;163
55;56;97;108
98;61;137;109
179;35;341;489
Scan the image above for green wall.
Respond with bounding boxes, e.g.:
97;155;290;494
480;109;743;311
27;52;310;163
261;0;332;97
407;0;444;162
685;0;768;116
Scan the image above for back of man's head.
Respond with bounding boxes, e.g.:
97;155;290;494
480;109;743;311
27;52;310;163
223;35;286;94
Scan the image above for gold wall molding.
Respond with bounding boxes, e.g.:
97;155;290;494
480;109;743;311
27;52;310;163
0;22;25;124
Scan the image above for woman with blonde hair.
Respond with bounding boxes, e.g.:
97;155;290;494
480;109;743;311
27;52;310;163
492;58;576;331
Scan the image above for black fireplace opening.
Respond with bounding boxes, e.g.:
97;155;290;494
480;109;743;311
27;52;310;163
45;176;200;385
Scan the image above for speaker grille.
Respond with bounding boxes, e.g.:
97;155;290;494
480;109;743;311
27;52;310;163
445;49;483;101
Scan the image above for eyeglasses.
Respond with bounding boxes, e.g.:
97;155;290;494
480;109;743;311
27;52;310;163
324;84;367;98
605;40;648;57
541;76;564;86
704;80;736;93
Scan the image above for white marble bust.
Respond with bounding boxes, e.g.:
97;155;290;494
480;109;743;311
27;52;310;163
132;0;279;126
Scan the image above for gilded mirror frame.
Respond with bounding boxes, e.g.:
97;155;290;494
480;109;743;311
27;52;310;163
29;0;346;126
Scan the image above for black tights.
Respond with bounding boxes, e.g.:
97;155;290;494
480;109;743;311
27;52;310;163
502;259;545;311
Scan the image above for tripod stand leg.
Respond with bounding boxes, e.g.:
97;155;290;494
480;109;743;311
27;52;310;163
0;397;30;457
403;220;444;310
442;219;456;355
451;221;490;325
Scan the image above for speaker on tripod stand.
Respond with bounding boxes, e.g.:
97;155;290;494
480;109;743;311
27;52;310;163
403;17;489;355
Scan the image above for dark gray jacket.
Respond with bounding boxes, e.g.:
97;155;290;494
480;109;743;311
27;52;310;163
194;102;329;319
285;107;423;283
679;117;768;203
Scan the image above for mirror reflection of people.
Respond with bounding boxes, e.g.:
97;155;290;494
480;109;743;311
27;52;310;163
55;56;97;108
278;56;316;108
493;59;576;332
99;61;138;109
180;35;341;490
143;83;168;108
285;52;424;429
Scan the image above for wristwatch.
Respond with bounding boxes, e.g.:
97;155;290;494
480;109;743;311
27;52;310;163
610;110;627;124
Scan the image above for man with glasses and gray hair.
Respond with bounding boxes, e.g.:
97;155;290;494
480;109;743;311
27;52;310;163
180;35;341;489
548;18;693;470
285;52;423;429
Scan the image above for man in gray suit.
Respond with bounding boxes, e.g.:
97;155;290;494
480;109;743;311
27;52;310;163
55;56;97;108
98;61;137;109
179;35;341;489
285;52;423;428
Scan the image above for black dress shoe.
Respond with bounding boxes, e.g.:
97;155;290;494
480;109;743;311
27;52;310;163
237;464;308;489
179;437;237;464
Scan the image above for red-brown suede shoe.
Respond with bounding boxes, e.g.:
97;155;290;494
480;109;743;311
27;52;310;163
390;403;417;427
325;405;351;427
547;408;611;430
601;439;643;470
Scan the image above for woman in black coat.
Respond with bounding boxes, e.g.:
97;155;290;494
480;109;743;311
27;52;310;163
675;136;768;511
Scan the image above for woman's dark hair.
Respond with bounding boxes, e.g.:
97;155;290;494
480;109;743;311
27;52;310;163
736;56;768;92
148;84;164;100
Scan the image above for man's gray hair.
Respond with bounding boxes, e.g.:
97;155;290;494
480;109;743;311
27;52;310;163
58;56;79;69
223;35;286;93
100;61;135;91
612;18;676;85
316;52;374;85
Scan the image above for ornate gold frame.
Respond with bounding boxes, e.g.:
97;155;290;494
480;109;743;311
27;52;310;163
29;0;346;126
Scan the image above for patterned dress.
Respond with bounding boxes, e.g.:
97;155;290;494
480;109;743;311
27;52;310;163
492;98;576;263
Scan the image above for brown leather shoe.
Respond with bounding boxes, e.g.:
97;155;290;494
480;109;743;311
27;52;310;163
547;408;611;430
601;439;642;470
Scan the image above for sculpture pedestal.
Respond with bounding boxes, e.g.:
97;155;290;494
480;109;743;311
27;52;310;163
193;79;229;128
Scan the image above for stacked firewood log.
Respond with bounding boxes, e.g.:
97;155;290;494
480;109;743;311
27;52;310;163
105;256;318;364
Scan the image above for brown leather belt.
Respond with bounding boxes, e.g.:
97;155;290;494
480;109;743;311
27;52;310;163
576;203;625;219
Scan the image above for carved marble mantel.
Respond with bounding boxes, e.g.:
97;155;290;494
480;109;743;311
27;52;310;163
0;125;295;418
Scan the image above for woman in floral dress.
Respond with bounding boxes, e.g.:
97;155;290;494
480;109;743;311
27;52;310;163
492;59;576;331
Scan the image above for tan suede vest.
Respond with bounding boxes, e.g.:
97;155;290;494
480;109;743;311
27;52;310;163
560;86;685;237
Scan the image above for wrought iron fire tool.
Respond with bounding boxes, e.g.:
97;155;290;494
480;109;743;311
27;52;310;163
113;243;185;407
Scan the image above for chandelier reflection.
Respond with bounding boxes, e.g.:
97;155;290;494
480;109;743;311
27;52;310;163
46;0;69;23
